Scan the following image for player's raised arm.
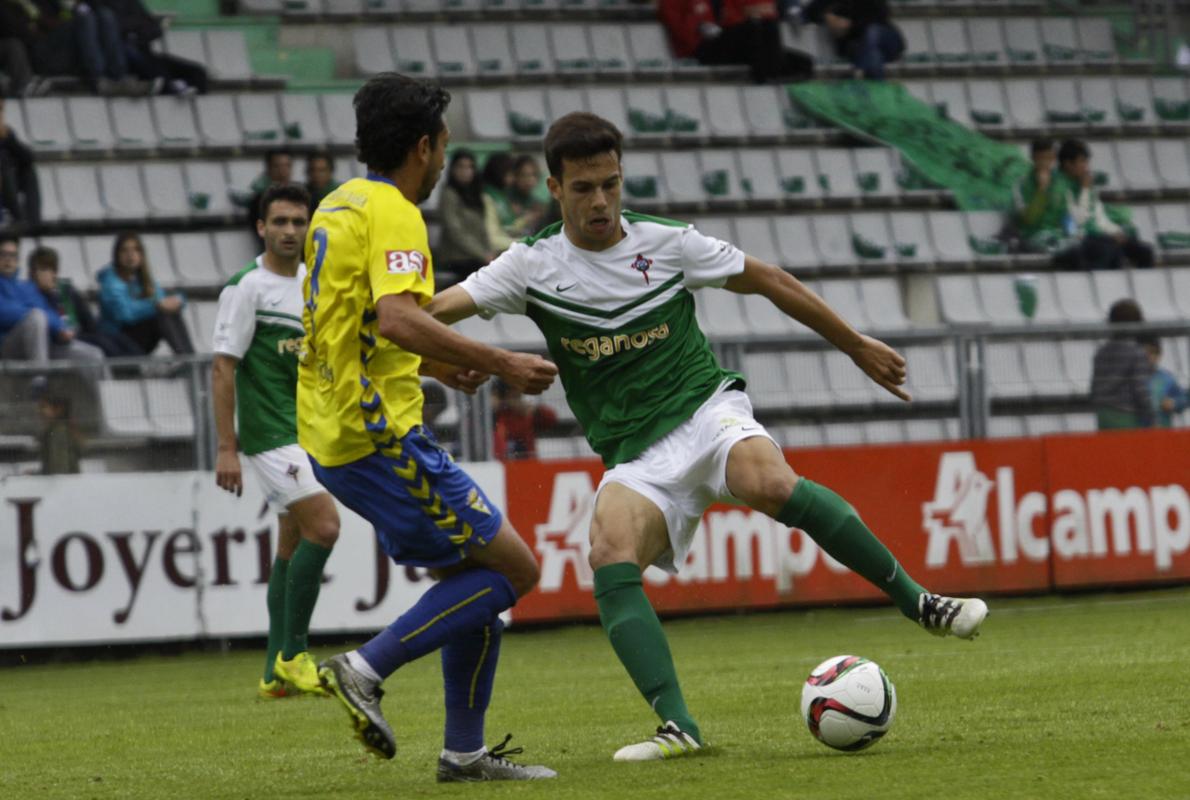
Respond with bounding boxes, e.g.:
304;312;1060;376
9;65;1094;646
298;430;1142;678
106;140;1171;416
723;254;910;402
377;292;556;394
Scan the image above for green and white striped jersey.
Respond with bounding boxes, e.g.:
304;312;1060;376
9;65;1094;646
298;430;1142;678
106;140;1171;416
459;211;746;467
213;257;306;456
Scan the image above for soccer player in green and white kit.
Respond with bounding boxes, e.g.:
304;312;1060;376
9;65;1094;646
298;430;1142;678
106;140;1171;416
212;183;342;699
427;113;989;761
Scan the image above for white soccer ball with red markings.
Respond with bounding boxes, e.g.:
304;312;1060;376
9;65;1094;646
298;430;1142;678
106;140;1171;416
800;655;897;751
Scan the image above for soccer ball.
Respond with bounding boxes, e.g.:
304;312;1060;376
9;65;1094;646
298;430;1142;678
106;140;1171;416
800;655;897;751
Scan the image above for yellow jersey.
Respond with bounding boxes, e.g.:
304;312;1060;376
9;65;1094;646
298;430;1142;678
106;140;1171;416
297;175;434;467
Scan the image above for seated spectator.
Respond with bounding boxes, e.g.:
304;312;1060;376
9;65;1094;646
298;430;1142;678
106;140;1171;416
1052;139;1154;271
0;97;40;228
1139;335;1188;428
1090;299;1153;430
438;149;501;279
659;0;813;84
16;1;130;94
505;155;551;238
0;5;35;97
305;151;339;212
1013;139;1067;253
0;233;104;383
96;231;194;356
480;152;517;253
28;245;139;357
492;379;557;461
247;149;293;240
800;0;903;79
104;0;207;96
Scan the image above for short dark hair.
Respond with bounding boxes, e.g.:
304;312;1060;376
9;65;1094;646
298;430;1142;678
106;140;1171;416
1058;139;1090;165
307;150;335;171
1030;138;1054;156
353;73;451;174
1108;298;1143;324
481;151;514;190
264;148;293;168
28;245;58;276
513;154;540;174
1138;334;1161;352
543;112;623;179
258;183;312;222
0;233;19;249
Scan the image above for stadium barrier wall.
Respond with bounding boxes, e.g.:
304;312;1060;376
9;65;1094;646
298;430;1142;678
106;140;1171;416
1;430;1186;647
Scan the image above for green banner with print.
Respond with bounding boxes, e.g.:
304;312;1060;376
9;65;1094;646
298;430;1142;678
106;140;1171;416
787;80;1031;211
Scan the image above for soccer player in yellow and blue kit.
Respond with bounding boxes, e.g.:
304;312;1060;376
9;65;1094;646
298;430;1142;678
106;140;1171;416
297;74;559;782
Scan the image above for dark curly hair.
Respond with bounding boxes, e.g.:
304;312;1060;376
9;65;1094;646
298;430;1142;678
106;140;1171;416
353;73;451;174
543;112;622;179
258;183;312;222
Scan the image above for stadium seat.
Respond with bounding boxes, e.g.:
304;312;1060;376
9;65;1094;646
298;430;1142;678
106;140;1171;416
895;20;934;73
1153;205;1190;253
589;24;631;75
1059;339;1096;394
781;351;834;406
150;96;200;152
80;234;113;276
390;25;434;76
204;30;254;83
495;315;547;350
584;88;631;142
1077;78;1119;129
278;94;328;147
1052;272;1101;322
986;341;1030;399
819;279;870;330
1130;269;1181;322
1152;139;1190;193
98;164;148;222
736;150;783;204
964;211;1010;266
1115;140;1161;193
144;379;196;439
1064;412;1097;433
988;415;1025;438
354;27;395;74
739;292;805;337
899;342;956;402
236;94;284;147
194;95;243;149
697;150;747;204
107;98;157;153
549;25;594;75
740;86;792;139
22;98;71;153
319;94;355;147
904;418;948;442
163;30;208;73
936;274;985;325
1150;77;1190;130
704;87;751;140
1002;18;1043;65
212;231;259;280
809;215;855;272
433;26;476;77
544;87;584;122
847;212;896;268
183;161;236;219
665;87;708;142
510;24;553;76
1003;79;1046;134
862;420;907;444
773;215;819;271
99;379;155;437
67;97;116;153
142;163;190;221
930;80;975;128
928;211;974;267
852;149;898;199
967;80;1009;133
886;212;937;266
1114;78;1155;130
1028;273;1067;325
1090;271;1131;316
1021;341;1074;396
1090;142;1125;192
37;167;64;224
141;233;177;286
975;274;1027;326
928;19;970;66
621;152;664;207
465;90;510;140
774;148;823;203
1039;18;1081;65
823;422;866;446
966;19;1007;66
660;152;705;205
55;165;105;222
170;232;221;288
735;216;783;267
859;277;912;331
1075;17;1117;63
814;149;860;202
626;25;673;76
1040;79;1085;131
696;291;750;340
471;24;515;79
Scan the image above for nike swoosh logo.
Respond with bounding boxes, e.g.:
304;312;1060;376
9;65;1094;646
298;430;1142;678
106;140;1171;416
268;299;281;307
739;425;760;432
555;283;577;293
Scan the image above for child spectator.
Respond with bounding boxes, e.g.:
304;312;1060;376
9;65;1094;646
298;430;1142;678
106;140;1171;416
1090;299;1153;430
96;231;193;356
29;245;138;356
1139;335;1188;428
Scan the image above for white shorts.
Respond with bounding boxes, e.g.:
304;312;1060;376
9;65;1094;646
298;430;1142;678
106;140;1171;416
245;444;327;513
596;386;778;574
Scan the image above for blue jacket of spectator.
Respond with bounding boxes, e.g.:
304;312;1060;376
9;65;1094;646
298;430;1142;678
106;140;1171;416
0;270;68;346
1151;367;1189;428
96;264;170;333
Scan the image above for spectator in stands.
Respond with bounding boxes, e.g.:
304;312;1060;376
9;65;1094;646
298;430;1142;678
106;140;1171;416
1139;335;1188;428
305;151;338;212
248;149;294;240
0;97;40;228
659;0;813;84
0;14;36;97
1013;139;1067;253
103;0;207;96
96;231;194;356
28;245;139;357
37;393;81;474
13;1;131;94
481;150;517;230
799;0;903;79
506;155;551;238
1053;139;1155;271
492;379;558;461
438;149;501;280
1091;299;1153;430
0;233;105;381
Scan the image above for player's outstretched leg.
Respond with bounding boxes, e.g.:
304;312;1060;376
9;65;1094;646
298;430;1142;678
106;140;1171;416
274;495;338;695
436;620;556;782
319;566;519;759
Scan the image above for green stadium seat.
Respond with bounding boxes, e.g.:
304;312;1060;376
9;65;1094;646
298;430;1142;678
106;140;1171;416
393;25;435;76
847;212;896;267
620;152;664;206
1002;19;1043;65
1113;77;1155;130
1039;18;1081;64
1153;204;1190;251
886;211;936;266
182;161;233;219
966;79;1009;131
279;94;328;147
1041;78;1091;128
1151;77;1190;129
665;87;707;141
1075;78;1117;130
852;149;898;199
624;86;669;140
236;94;284;147
697;150;746;203
813;149;859;202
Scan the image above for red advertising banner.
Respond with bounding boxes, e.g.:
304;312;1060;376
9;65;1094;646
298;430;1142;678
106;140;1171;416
1043;429;1190;589
504;436;1066;623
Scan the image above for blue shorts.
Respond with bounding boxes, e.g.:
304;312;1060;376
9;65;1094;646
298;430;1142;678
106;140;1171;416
310;426;504;568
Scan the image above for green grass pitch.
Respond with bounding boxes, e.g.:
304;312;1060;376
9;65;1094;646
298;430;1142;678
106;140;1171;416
3;588;1187;799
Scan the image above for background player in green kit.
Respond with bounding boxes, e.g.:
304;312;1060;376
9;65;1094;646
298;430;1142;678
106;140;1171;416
212;183;342;699
427;112;989;762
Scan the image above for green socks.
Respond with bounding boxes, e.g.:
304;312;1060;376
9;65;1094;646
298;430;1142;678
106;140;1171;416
593;563;702;744
282;539;332;659
777;478;925;620
264;556;288;682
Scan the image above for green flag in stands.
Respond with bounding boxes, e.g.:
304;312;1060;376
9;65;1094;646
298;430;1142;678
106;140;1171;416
787;81;1031;211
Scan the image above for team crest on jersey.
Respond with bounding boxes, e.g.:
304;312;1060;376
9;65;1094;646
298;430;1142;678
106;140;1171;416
467;488;491;516
385;249;428;279
629;253;653;285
